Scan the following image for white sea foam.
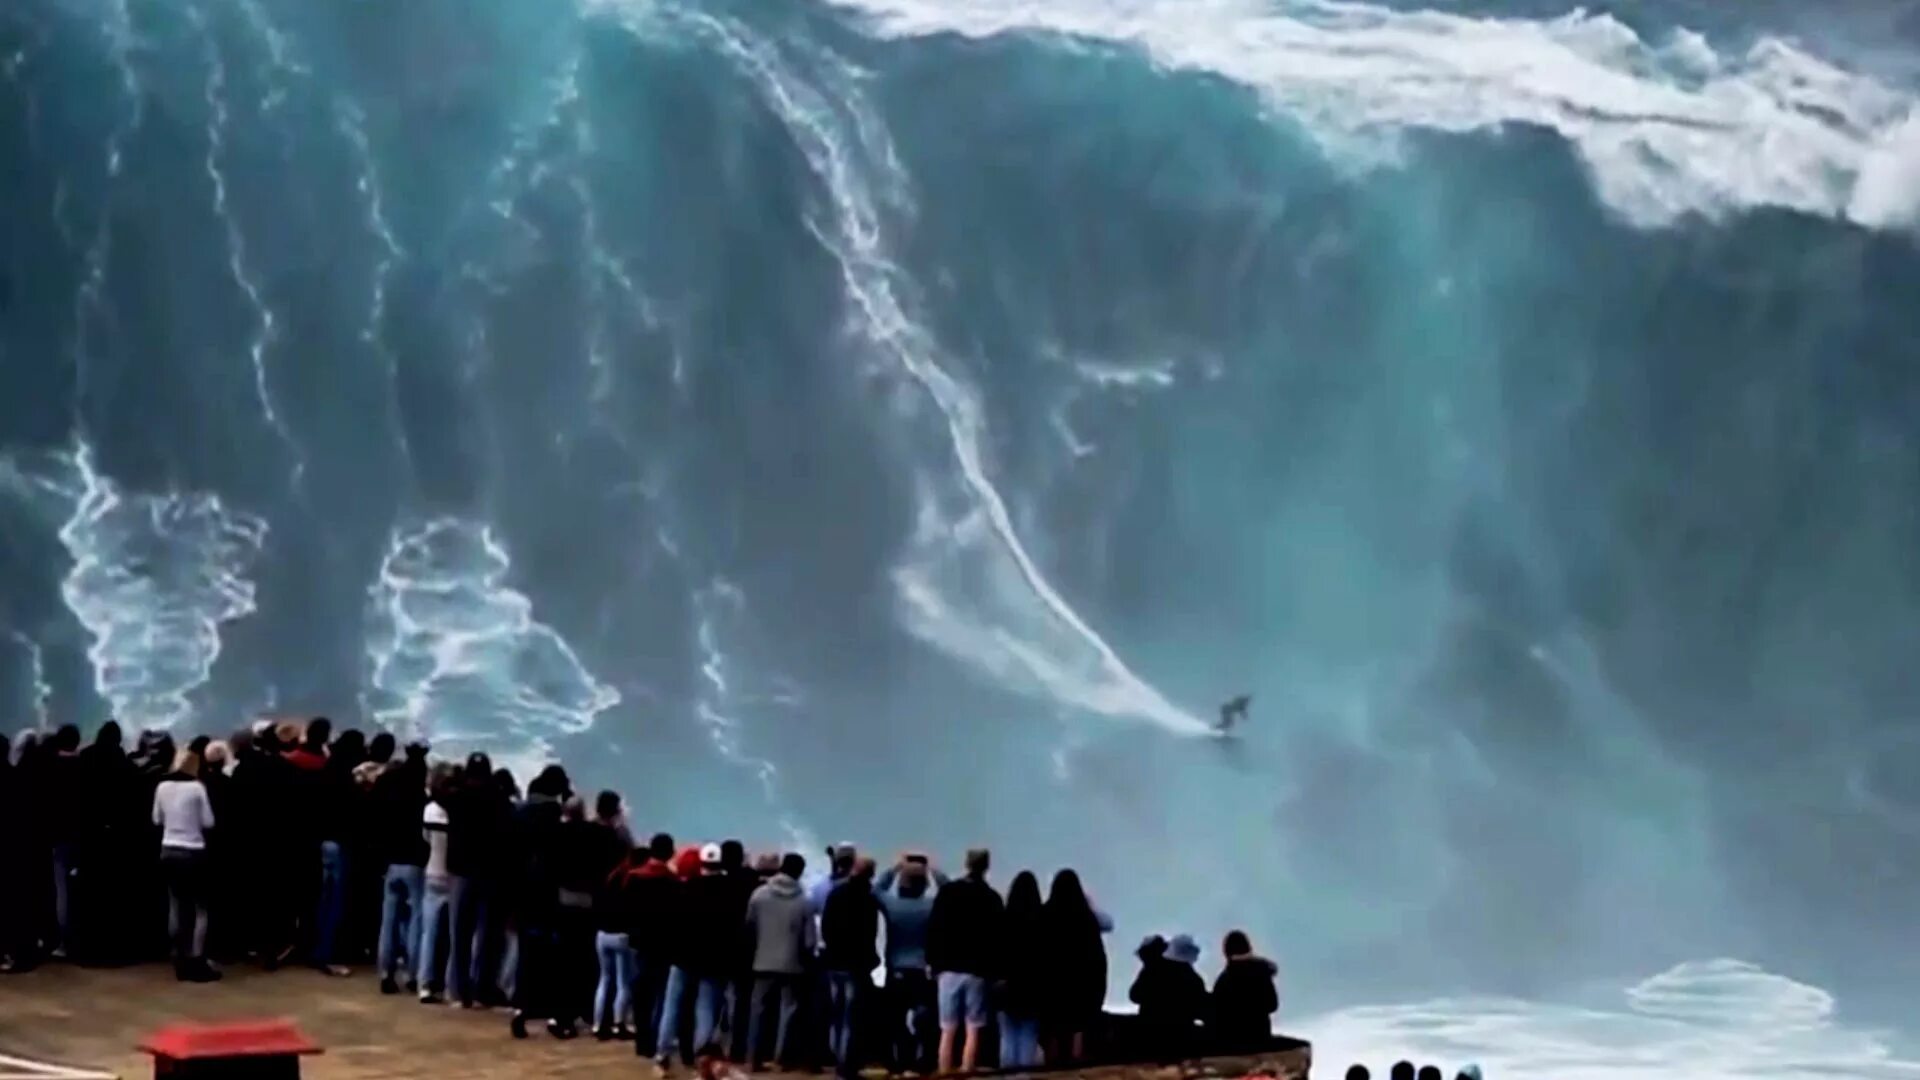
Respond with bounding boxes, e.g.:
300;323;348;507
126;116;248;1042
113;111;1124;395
332;98;414;474
618;6;1209;736
691;577;816;850
186;2;303;485
829;0;1920;229
48;444;268;731
1302;959;1920;1080
363;518;619;775
1073;357;1179;390
7;631;53;731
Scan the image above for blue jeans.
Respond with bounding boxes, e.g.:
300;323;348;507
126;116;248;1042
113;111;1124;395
596;931;636;1030
657;966;730;1061
447;875;495;1003
377;864;424;981
51;842;75;952
415;876;453;993
748;973;802;1066
998;1012;1041;1068
828;970;865;1076
631;951;671;1055
314;840;348;965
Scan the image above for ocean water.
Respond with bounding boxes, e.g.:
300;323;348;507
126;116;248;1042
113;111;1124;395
3;0;1920;1072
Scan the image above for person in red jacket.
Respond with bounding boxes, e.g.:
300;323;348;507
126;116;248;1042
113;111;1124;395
610;832;680;1059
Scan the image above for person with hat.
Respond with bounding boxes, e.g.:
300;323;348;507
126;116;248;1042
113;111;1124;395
655;843;739;1069
1129;932;1208;1061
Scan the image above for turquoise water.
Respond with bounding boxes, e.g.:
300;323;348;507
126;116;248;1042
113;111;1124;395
3;0;1919;1054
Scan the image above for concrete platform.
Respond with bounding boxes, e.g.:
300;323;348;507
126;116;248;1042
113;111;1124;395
0;964;635;1079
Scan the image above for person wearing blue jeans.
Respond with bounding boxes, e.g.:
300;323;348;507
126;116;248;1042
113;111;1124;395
595;931;637;1038
998;1009;1042;1069
377;863;424;992
657;963;731;1064
313;839;350;975
417;791;454;1003
372;744;431;994
821;858;882;1079
656;845;742;1065
416;877;454;1001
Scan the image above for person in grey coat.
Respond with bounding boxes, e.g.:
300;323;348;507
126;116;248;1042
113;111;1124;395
745;852;816;1069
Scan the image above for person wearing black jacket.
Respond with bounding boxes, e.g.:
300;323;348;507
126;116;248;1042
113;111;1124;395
445;753;510;1007
1130;934;1209;1062
372;743;429;994
507;766;577;1040
655;844;739;1066
821;857;881;1079
1208;930;1279;1055
311;729;358;977
926;848;1003;1075
719;839;760;1062
556;793;625;1030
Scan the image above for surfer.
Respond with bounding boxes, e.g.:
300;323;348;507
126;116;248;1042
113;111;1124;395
1216;694;1251;733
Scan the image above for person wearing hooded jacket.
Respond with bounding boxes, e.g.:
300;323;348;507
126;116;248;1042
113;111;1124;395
1208;930;1278;1054
506;766;577;1040
745;852;815;1070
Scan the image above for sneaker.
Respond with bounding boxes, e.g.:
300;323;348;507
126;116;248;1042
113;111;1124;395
420;990;445;1005
596;1026;614;1042
379;976;400;995
510;1014;530;1040
549;1021;579;1040
319;964;352;978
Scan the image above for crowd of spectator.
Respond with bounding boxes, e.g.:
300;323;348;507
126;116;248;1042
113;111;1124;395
0;717;1310;1076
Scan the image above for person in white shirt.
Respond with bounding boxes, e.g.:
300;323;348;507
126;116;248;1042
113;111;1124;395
416;768;456;1003
152;749;218;982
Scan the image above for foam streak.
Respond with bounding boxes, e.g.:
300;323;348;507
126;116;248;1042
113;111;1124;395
662;11;1208;735
189;3;303;486
8;630;54;732
333;99;414;474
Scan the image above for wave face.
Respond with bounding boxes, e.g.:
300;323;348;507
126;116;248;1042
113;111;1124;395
4;0;1920;1045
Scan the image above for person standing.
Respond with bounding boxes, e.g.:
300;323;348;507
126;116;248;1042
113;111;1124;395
926;848;1003;1075
1129;934;1208;1062
507;765;577;1040
372;742;429;994
744;852;815;1070
995;871;1047;1069
821;857;881;1079
1040;868;1111;1065
876;854;941;1074
612;832;681;1058
589;798;640;1040
446;753;509;1007
416;767;458;1003
656;844;738;1067
152;748;218;982
1208;930;1279;1054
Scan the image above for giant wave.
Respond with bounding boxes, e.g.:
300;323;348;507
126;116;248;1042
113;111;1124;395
3;0;1920;1066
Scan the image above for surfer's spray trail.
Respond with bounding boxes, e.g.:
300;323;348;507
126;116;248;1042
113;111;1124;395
3;0;1920;1067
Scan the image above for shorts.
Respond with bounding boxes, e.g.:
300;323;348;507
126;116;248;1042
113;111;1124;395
936;972;990;1029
